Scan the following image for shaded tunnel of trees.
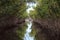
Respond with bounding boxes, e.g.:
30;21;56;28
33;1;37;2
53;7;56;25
0;0;60;40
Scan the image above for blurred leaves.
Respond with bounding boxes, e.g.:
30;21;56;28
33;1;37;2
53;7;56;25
29;0;60;40
0;0;28;40
0;0;27;19
34;0;60;19
16;23;27;40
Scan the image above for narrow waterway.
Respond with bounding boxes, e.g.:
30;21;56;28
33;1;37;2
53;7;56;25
23;2;37;40
24;18;34;40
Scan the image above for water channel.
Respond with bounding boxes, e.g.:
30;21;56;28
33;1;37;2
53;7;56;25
23;2;37;40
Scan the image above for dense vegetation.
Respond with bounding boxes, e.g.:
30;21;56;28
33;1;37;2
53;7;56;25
31;0;60;40
0;0;27;40
0;0;60;40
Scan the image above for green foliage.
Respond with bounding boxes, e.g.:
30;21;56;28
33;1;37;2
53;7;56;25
29;10;38;19
19;12;28;19
29;0;60;40
0;0;28;40
0;0;27;18
30;28;37;37
26;0;36;3
16;23;27;40
35;0;60;19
